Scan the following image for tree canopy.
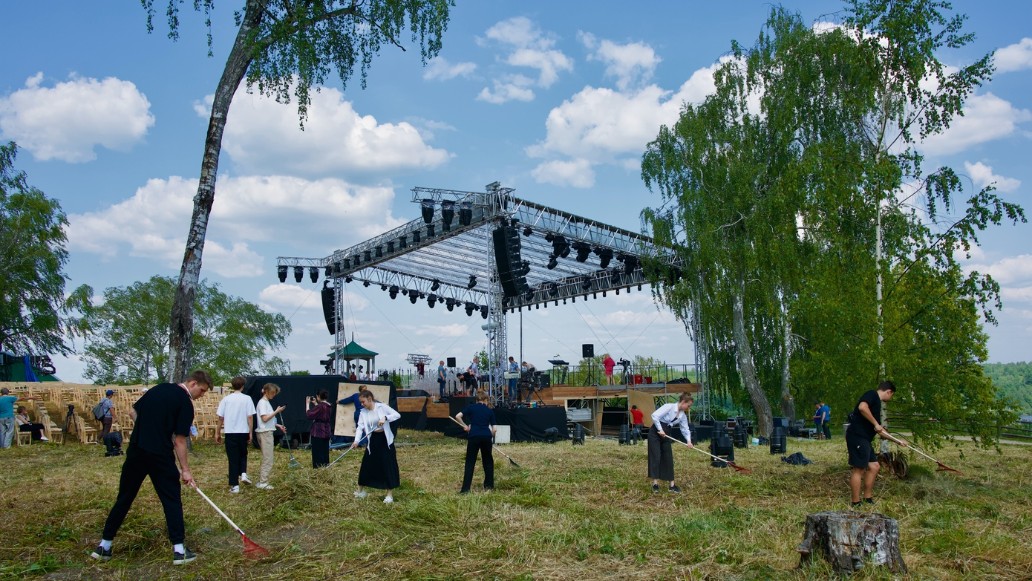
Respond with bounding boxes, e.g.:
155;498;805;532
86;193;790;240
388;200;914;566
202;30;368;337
0;141;91;357
642;1;1024;444
141;0;453;381
81;275;291;385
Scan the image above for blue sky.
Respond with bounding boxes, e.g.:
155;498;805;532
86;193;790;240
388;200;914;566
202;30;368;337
2;1;1029;382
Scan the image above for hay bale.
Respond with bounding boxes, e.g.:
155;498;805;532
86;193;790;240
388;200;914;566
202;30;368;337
797;510;906;574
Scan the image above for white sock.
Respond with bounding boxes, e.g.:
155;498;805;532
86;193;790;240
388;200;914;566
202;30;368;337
173;543;184;553
99;539;112;550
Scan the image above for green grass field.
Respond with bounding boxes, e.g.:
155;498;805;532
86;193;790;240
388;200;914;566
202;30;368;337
2;431;1030;580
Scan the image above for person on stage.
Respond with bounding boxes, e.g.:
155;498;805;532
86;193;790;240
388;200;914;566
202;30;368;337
602;353;616;385
456;391;496;493
845;381;906;507
648;393;693;493
305;390;333;468
352;389;401;503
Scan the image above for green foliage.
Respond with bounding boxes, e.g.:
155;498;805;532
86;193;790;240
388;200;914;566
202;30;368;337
0;142;92;357
984;362;1032;413
81;275;291;384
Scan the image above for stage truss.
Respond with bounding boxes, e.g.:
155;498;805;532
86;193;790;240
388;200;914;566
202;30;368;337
277;182;683;388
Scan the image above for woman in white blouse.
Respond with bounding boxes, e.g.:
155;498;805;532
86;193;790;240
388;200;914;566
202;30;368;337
648;393;693;493
351;389;402;503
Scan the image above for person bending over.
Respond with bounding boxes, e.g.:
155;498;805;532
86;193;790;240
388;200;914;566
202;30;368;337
845;380;906;507
456;391;496;493
648;393;693;493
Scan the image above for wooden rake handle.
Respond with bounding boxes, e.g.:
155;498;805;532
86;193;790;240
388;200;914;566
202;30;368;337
662;432;752;474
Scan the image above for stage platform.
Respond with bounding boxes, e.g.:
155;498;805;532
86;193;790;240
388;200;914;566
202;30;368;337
396;382;702;441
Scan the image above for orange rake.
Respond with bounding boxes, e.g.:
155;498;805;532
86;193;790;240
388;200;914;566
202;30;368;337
192;484;270;559
890;434;962;474
662;433;752;474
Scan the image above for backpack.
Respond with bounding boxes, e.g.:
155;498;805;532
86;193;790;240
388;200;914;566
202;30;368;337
92;400;106;421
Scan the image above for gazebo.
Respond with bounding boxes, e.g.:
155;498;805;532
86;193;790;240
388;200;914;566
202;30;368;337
331;340;379;376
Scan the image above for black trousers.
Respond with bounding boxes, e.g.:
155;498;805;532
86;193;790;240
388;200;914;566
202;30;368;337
311;436;330;468
101;445;185;544
460;435;494;492
224;433;249;485
647;424;675;481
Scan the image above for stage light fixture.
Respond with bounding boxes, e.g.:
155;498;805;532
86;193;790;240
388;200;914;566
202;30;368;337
535;303;540;310
510;218;519;227
387;241;395;253
401;289;409;296
290;266;303;282
445;298;455;311
623;256;639;275
277;265;288;283
522;226;532;237
611;270;622;285
581;277;592;290
363;280;370;287
344;257;352;269
427;294;437;308
324;265;332;278
545;232;555;243
409;293;418;304
388;285;399;299
426;224;435;237
363;250;372;262
598;248;614;269
459;201;473;226
431;279;441;291
464;302;475;316
375;246;383;258
306;267;318;283
412;230;421;243
548;282;559;297
467;275;477;290
573;242;591;262
398;235;407;249
380;284;388;291
547;257;558;270
602;291;607;297
440;200;455;231
345;276;354;283
421;198;434;224
638;284;642;291
480;305;488;319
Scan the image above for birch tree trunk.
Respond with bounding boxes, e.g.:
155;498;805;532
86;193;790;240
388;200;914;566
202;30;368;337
732;286;773;436
170;0;264;380
780;300;796;421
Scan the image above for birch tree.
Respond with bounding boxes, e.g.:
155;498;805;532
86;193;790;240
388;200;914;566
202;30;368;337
142;0;453;380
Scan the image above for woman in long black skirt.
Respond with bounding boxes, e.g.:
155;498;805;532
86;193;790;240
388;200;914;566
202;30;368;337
648;392;693;493
352;389;401;503
306;390;332;468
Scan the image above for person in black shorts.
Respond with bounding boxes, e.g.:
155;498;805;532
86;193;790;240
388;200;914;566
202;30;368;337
91;370;212;565
845;380;906;507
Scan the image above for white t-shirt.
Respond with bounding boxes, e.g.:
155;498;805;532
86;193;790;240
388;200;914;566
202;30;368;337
255;398;277;432
216;391;256;434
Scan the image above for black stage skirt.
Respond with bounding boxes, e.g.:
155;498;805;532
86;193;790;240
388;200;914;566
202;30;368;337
358;430;400;489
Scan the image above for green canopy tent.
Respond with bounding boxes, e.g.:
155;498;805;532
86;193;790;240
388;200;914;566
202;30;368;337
330;340;378;377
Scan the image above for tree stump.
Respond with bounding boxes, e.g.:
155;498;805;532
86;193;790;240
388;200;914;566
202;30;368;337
797;511;906;574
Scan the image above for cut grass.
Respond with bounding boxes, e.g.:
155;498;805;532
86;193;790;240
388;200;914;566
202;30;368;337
1;432;1030;579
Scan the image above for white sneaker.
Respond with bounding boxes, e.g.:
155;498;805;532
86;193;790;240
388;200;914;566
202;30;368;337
256;482;274;490
240;474;252;485
353;490;367;499
383;496;394;504
229;485;240;494
40;436;49;442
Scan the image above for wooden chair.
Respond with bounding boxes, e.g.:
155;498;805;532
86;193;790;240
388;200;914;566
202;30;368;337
44;419;64;444
74;414;98;444
16;430;32;446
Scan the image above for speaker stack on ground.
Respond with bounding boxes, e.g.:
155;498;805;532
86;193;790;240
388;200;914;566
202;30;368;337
770;416;788;454
710;422;735;467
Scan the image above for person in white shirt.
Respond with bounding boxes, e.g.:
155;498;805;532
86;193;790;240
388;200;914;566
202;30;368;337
351;389;402;503
254;383;287;490
215;377;256;493
648;393;694;493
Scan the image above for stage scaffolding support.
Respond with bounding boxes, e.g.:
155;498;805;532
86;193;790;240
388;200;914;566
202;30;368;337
277;181;690;397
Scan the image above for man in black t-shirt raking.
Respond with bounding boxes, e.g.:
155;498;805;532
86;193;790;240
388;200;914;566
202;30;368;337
845;380;907;508
91;370;213;566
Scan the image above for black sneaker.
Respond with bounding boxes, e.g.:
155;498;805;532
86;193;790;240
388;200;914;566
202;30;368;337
90;546;112;561
669;485;682;493
651;483;659;494
864;497;875;504
172;548;197;565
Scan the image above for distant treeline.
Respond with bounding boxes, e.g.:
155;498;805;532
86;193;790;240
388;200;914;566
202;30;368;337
984;362;1032;414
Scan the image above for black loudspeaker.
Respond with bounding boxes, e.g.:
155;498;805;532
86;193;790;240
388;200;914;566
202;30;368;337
773;416;789;430
320;284;336;335
492;226;528;298
446;357;456;368
770;426;787;454
582;344;594;358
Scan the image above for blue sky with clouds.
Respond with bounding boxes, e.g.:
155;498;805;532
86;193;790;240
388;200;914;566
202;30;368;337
2;1;1030;382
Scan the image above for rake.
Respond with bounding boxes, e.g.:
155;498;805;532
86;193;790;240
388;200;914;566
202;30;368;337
328;436;367;467
277;413;302;469
191;484;270;559
449;415;521;468
662;433;752;474
889;433;962;474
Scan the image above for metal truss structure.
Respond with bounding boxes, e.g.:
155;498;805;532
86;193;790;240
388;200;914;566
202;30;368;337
277;182;681;383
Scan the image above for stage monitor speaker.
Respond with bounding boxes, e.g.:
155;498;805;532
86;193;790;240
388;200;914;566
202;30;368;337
582;344;594;358
320;284;336;335
446;357;457;368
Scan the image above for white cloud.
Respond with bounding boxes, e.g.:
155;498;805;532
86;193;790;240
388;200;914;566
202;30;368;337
258;283;322;312
580;32;660;91
476;17;573;104
0;72;154;162
969;254;1032;287
963;161;1021;193
203;85;450;177
423;57;477;81
995;38;1032;73
1002;286;1032;304
67;174;403;278
531;158;595;188
919;92;1032;156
